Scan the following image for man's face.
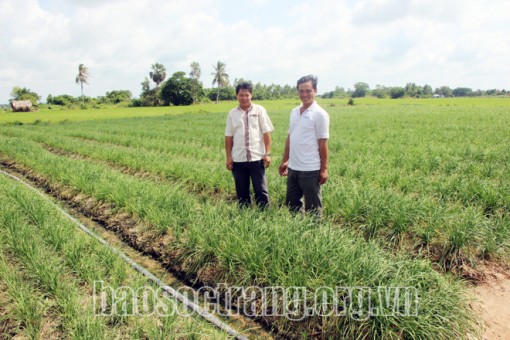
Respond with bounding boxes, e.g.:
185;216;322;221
298;81;316;107
237;89;252;109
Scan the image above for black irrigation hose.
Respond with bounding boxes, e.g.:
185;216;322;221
0;168;249;340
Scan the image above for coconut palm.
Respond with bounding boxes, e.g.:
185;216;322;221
211;61;229;103
75;64;90;101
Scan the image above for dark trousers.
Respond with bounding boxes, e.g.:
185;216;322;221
232;160;269;209
286;168;322;217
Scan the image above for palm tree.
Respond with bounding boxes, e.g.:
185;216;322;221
211;61;229;103
75;64;90;102
150;63;166;87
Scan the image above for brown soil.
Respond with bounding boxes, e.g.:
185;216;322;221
471;271;510;340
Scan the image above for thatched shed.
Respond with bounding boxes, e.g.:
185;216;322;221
10;100;32;112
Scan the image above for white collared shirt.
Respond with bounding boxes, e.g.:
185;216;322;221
225;103;274;162
288;101;329;171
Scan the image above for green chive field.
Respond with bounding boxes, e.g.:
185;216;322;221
1;97;509;338
0;172;230;339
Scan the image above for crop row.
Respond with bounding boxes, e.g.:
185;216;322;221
0;174;227;339
0;133;479;338
1;106;508;267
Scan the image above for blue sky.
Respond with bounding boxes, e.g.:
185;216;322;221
1;0;509;103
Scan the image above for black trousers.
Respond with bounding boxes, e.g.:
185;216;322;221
232;160;269;208
286;168;322;217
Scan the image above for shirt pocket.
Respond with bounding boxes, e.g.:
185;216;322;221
248;113;259;123
248;113;261;132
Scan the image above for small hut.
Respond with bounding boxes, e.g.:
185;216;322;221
10;100;33;112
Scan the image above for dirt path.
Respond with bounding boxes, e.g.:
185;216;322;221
472;272;510;340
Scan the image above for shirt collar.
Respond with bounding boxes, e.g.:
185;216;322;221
238;105;253;113
299;101;317;113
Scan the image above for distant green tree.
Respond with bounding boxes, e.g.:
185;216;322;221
435;86;453;97
150;63;166;87
102;90;132;104
333;86;348;98
211;61;229;103
75;64;90;101
322;86;348;99
254;82;270;100
352;82;369;98
281;84;295;98
390;87;405;99
140;73;161;106
321;91;334;99
141;77;151;94
422;84;433;97
207;86;235;101
46;94;77;106
452;87;473;97
232;78;248;87
189;62;204;103
272;84;282;99
404;82;419;97
141;89;160;106
234;79;284;100
160;71;194;106
189;79;204;103
372;85;389;98
10;86;41;106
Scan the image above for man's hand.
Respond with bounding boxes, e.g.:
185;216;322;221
225;136;234;171
319;169;328;185
318;138;329;185
278;161;289;176
263;154;271;168
226;158;233;171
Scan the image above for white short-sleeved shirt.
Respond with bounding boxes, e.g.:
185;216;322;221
225;104;274;162
288;101;329;171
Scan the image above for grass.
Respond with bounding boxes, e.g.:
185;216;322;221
0;102;225;124
0;253;51;339
0;99;302;125
1;98;508;266
2;96;506;125
0;135;480;337
1;97;508;337
0;175;230;339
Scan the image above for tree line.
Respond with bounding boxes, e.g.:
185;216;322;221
322;82;509;99
6;62;509;110
132;61;299;107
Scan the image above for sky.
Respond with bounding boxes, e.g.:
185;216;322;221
1;0;509;104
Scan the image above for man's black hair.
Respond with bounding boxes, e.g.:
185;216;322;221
297;75;318;90
236;82;253;94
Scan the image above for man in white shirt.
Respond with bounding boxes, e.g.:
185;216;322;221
278;75;330;217
225;82;274;209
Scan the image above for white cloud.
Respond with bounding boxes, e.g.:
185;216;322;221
1;0;509;104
